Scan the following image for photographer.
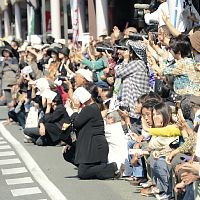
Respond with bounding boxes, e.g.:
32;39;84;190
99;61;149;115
115;39;150;122
76;42;108;82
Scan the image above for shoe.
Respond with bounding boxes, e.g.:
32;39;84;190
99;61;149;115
130;178;147;186
55;141;67;147
24;138;33;143
112;162;122;179
36;136;48;146
155;193;170;200
140;180;155;188
140;186;159;197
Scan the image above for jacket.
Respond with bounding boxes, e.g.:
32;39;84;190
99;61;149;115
72;103;109;164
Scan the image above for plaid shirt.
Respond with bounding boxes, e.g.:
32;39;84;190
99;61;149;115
115;60;150;118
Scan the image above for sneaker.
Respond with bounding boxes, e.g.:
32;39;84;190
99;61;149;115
140;180;155;188
140;186;159;197
24;138;33;143
155;193;170;200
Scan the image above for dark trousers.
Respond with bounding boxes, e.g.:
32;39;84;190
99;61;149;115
78;162;117;180
24;124;59;146
178;184;194;200
8;109;26;129
45;122;61;143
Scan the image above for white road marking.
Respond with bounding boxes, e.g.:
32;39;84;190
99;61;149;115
0;123;67;200
0;158;21;165
0;151;16;157
0;137;3;140
6;177;34;185
0;145;11;150
2;167;28;175
0;141;7;144
11;187;42;197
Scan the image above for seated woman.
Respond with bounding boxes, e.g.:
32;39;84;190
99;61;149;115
140;102;181;199
65;86;121;180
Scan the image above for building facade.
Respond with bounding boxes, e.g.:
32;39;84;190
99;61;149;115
0;0;199;42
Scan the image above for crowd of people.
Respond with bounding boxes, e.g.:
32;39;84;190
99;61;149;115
0;0;200;199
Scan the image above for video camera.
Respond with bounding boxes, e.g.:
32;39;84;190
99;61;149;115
133;0;160;29
128;32;158;44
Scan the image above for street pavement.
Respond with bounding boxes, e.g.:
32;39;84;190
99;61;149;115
0;106;155;200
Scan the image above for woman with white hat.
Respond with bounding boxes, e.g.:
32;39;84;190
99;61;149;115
64;86;121;179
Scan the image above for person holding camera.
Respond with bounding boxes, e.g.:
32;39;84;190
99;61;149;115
115;39;150;123
76;42;108;82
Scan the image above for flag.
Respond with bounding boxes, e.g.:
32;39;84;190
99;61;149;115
70;0;79;47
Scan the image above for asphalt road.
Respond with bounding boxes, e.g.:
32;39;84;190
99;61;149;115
0;106;155;200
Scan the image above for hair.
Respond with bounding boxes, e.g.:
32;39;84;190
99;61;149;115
153;102;172;127
102;87;114;99
143;91;163;104
11;40;20;47
142;99;161;112
85;84;103;105
137;94;148;104
137;92;163;106
169;35;192;58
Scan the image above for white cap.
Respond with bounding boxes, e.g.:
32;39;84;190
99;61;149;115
73;87;91;104
76;69;93;82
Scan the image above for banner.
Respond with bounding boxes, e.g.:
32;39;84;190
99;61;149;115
70;0;79;47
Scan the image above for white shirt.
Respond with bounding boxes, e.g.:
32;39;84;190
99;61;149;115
144;0;200;32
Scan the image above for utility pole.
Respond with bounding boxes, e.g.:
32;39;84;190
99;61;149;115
63;0;68;46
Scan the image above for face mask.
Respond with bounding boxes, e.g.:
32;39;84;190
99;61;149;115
195;53;200;62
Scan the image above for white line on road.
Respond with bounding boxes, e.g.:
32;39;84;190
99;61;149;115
6;177;34;185
0;123;67;200
11;187;42;197
0;141;6;144
0;145;11;149
2;167;28;175
0;151;16;157
0;137;3;140
0;158;21;165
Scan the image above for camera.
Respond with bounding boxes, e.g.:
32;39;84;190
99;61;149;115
96;46;114;54
58;76;67;81
114;45;129;51
132;0;161;29
128;32;158;44
119;105;130;112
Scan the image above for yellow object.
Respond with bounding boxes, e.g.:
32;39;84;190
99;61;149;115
149;124;181;137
